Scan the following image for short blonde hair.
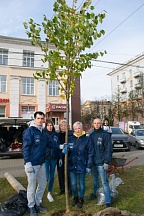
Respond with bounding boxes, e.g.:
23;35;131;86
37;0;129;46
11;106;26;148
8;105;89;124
73;121;83;129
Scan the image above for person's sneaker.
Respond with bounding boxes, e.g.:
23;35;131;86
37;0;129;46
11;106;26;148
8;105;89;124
77;197;84;208
29;207;37;216
35;204;48;213
47;193;54;202
88;193;96;201
71;196;79;207
106;203;111;208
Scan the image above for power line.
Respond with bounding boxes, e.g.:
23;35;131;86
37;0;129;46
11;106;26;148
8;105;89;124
89;3;144;52
1;48;144;69
93;0;101;7
76;0;85;11
92;59;144;69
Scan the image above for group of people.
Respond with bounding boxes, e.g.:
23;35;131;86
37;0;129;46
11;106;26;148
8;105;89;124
22;111;113;216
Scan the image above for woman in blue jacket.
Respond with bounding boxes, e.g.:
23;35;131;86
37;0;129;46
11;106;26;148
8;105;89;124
68;121;93;208
45;119;61;203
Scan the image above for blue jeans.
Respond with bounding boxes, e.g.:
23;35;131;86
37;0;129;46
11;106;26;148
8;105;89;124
45;159;57;192
70;170;86;198
91;165;111;204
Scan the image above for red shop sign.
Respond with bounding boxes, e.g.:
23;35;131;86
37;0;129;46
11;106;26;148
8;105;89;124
0;98;10;103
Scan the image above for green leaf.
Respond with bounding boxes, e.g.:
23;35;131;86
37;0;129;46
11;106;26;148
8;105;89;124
90;6;94;10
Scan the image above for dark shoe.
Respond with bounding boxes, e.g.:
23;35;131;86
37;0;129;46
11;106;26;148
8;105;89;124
69;190;73;197
35;204;48;213
77;197;84;208
58;190;65;195
106;203;111;208
88;193;96;201
71;196;79;207
29;207;37;216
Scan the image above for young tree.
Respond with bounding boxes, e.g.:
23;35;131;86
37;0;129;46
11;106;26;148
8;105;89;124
23;0;106;213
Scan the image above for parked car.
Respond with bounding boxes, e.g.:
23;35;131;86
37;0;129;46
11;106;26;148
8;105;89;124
0;117;32;157
111;127;131;151
129;129;144;149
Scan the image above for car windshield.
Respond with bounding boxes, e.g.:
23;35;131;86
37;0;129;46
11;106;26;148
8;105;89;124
134;125;141;129
111;127;124;134
136;130;144;136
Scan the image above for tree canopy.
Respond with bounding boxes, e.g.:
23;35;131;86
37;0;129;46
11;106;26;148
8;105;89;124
23;0;106;213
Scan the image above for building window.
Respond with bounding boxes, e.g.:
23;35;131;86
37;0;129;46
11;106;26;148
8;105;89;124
21;106;35;113
103;106;106;113
21;106;35;118
0;106;5;117
130;80;133;88
122;72;125;78
52;117;59;125
22;77;34;95
0;75;6;92
122;83;126;89
23;51;34;67
117;75;119;82
129;69;132;76
0;49;8;65
49;80;59;96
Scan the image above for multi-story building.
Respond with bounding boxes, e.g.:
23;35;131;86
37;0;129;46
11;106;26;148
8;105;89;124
0;35;81;129
108;53;144;124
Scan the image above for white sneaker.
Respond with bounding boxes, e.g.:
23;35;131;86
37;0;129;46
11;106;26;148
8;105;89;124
47;193;54;202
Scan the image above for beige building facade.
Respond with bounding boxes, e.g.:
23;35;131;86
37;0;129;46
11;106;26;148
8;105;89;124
0;35;70;129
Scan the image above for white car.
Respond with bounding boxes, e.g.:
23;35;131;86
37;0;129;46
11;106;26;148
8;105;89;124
129;129;144;149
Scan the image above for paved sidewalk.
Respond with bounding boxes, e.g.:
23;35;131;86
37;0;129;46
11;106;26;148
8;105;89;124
0;157;26;178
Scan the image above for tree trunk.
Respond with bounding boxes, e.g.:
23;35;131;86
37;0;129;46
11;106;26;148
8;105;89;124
65;95;70;213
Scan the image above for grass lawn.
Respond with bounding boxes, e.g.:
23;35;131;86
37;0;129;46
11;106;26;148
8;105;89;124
0;165;144;215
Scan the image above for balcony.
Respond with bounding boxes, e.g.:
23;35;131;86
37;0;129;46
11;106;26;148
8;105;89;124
134;71;141;78
138;94;142;99
120;77;126;83
121;97;127;102
120;88;127;94
135;83;142;89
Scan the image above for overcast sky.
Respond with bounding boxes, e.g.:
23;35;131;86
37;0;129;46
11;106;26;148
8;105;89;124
0;0;144;102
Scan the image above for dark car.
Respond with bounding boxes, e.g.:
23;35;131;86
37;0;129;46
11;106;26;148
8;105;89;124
0;117;32;157
111;127;131;151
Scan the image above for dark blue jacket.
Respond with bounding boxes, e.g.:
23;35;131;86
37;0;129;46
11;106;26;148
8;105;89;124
89;127;113;166
45;129;61;160
22;126;59;166
68;132;93;173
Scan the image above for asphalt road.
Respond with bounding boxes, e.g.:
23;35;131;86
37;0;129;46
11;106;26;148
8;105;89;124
0;146;144;178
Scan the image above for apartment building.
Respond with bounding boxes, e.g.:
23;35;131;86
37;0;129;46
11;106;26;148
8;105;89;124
108;53;144;101
0;35;81;129
108;52;144;123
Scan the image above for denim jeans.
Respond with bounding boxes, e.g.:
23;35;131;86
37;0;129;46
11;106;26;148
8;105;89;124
91;165;111;204
45;159;57;192
70;170;86;198
24;163;46;208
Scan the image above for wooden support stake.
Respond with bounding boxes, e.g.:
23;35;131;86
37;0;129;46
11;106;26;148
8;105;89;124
4;172;26;193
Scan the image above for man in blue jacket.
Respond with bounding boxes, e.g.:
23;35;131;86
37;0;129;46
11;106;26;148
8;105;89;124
22;111;65;216
88;118;113;208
